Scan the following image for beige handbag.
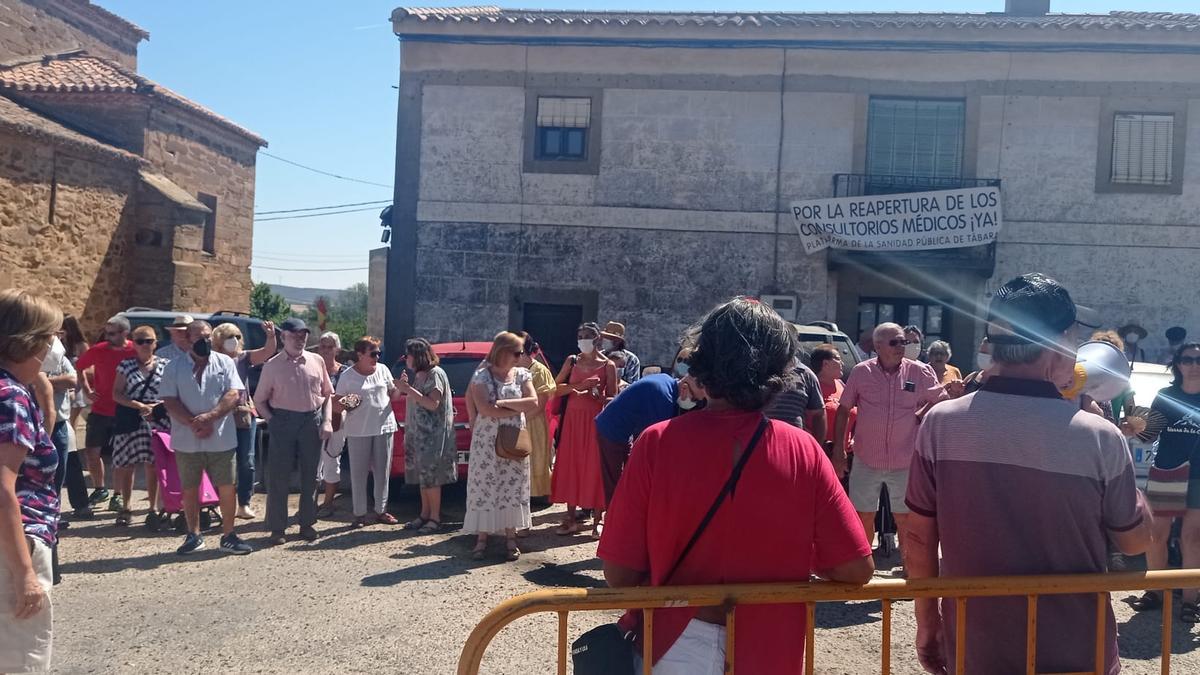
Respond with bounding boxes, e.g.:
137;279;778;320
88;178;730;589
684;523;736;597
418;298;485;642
495;425;532;461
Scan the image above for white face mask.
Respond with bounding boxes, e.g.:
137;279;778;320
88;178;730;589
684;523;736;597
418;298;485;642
223;338;239;354
677;396;698;411
976;352;993;371
904;343;922;360
1124;333;1140;344
601;339;614;351
577;339;595;354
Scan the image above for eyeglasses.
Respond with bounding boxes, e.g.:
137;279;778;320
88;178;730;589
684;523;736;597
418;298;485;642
368;350;382;358
231;335;243;340
134;338;157;346
104;331;124;338
886;339;913;347
512;350;524;357
1179;356;1200;366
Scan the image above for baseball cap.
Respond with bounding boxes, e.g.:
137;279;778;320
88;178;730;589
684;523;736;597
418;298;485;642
986;273;1077;347
279;317;309;334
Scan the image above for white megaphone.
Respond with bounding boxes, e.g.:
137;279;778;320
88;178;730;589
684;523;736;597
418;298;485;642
1059;340;1131;401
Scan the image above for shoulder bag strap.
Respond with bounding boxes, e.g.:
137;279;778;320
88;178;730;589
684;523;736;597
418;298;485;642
662;415;770;583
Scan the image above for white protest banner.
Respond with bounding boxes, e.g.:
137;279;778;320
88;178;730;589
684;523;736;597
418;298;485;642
789;186;1002;255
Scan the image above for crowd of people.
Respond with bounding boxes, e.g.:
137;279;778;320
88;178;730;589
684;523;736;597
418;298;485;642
2;273;1199;673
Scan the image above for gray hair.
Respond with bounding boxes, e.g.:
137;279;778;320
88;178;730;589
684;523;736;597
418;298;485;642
319;331;341;349
873;322;903;341
929;340;952;356
106;314;130;332
992;341;1045;365
185;320;213;337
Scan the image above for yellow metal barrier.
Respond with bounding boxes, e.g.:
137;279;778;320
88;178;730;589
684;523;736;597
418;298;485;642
458;569;1200;675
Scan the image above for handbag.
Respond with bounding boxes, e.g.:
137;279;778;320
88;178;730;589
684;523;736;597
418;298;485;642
571;416;771;674
113;374;157;435
553;356;577;449
490;372;532;460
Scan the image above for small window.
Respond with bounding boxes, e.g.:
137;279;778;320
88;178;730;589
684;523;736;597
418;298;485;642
1111;113;1174;186
197;193;217;254
535;97;591;161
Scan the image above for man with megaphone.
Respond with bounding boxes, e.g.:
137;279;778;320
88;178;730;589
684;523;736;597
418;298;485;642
903;272;1154;675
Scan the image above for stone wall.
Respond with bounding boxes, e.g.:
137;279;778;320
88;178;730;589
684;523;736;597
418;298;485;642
0;0;139;67
0;131;140;334
368;247;388;337
142;106;258;314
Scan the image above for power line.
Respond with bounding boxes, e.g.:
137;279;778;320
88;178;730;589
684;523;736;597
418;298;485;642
254;253;368;262
260;151;393;189
254;200;391;216
251;265;369;272
255;206;381;222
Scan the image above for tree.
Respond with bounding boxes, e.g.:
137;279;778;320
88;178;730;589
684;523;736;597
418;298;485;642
249;282;290;323
304;282;369;343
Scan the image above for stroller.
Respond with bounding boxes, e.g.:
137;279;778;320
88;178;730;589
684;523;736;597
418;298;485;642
146;431;222;533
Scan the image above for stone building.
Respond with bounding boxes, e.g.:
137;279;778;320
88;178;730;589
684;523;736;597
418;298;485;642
387;2;1200;368
0;0;265;334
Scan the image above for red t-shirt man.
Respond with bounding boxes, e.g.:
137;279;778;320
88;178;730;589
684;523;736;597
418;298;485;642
598;408;871;673
76;340;135;417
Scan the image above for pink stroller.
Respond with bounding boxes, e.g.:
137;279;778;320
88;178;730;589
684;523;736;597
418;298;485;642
147;431;222;533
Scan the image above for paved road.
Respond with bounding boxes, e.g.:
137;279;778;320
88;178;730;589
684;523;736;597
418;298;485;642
49;485;1200;674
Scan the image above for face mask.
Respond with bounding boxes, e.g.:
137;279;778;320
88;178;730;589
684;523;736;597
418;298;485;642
1124;333;1140;344
904;343;922;360
577;339;595;354
677;396;698;411
223;338;239;354
193;338;212;358
976;352;993;371
673;362;690;378
601;339;614;351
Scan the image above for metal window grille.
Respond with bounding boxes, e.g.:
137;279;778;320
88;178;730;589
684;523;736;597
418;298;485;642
1111;113;1174;186
867;98;965;179
536;97;591;129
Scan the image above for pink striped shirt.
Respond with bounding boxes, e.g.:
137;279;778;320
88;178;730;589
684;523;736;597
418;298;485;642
840;357;946;470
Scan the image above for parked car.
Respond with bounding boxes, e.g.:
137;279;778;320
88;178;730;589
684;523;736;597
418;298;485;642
794;322;862;379
389;341;487;479
120;307;273;392
1125;360;1174;482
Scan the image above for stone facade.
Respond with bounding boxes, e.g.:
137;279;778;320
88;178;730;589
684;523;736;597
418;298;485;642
0;1;263;336
0;0;143;68
388;8;1200;367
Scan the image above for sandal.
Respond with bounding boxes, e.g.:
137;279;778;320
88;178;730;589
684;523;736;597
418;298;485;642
1129;591;1163;612
403;517;426;530
506;537;521;561
115;509;132;527
471;541;487;561
1181;602;1200;624
417;520;440;534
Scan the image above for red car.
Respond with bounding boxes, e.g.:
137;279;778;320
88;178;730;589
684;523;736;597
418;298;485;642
389;341;491;478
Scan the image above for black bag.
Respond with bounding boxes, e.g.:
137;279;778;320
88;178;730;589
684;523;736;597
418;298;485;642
552;355;577;448
571;416;771;674
113;371;159;435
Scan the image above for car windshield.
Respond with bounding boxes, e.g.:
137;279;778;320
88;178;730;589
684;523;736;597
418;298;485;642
1129;363;1173;410
797;332;856;380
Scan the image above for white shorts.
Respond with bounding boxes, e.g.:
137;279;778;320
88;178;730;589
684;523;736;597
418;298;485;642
848;462;910;515
633;619;725;675
0;537;53;673
318;426;346;484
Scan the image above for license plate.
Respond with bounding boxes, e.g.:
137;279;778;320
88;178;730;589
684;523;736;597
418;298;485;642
457;451;469;465
1135;448;1144;463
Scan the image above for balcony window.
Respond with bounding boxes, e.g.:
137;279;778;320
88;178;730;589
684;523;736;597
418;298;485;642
867;98;965;180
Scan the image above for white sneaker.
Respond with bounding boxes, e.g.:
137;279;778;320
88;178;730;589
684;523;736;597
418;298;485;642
236;505;257;520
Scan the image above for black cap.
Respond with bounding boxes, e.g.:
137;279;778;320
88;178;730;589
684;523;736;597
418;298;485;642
279;317;309;334
986;273;1076;346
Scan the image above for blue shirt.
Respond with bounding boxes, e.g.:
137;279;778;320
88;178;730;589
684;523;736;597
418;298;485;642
595;373;678;443
159;352;244;453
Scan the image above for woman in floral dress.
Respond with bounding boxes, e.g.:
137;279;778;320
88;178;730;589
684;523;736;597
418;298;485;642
400;338;456;533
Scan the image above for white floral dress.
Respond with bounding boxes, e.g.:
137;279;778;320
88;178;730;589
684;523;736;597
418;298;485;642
463;367;532;534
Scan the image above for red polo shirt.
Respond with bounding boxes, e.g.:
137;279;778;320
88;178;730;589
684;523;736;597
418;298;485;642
598;408;870;673
76;340;136;417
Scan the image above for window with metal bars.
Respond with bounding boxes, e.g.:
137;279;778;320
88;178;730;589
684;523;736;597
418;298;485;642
866;98;965;180
535;96;590;161
1110;113;1174;186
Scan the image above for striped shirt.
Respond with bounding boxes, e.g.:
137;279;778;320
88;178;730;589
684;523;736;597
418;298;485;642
839;357;946;470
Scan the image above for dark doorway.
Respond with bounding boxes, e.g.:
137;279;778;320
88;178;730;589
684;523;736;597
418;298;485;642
857;298;952;351
522;302;583;371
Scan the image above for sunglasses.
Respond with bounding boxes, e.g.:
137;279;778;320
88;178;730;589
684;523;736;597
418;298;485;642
134;338;157;346
368;350;382;358
230;335;243;340
886;339;914;347
1179;356;1200;366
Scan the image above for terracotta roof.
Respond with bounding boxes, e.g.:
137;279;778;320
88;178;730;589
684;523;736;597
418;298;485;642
0;93;143;165
393;7;1200;32
0;52;266;146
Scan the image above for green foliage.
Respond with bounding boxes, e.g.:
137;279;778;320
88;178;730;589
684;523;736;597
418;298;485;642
304;282;369;343
249;282;290;323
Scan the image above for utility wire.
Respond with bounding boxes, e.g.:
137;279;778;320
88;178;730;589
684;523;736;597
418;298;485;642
254;200;390;216
254;253;368;262
255;206;381;222
260;151;393;189
251;265;369;272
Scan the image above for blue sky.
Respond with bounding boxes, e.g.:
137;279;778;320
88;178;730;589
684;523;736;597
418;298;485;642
100;0;1194;291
